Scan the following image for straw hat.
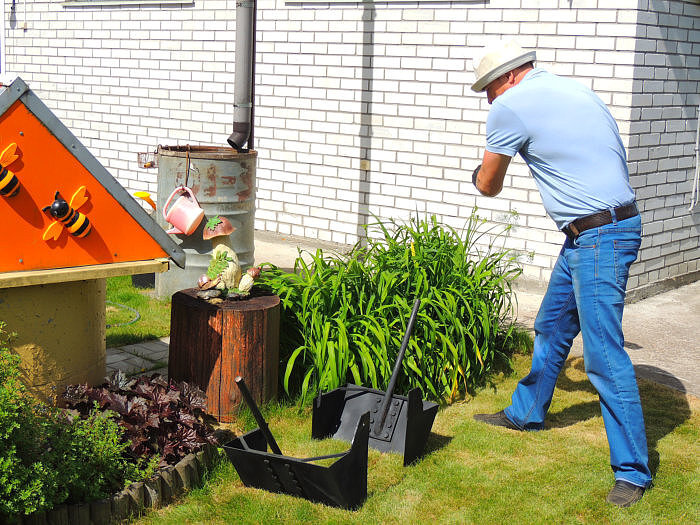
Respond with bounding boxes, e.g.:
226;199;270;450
471;39;536;92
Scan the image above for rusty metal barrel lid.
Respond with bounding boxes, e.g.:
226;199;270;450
157;145;258;159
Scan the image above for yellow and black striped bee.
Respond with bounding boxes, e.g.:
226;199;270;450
0;143;21;198
42;186;92;241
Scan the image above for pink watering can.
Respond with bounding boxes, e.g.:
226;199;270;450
162;185;205;235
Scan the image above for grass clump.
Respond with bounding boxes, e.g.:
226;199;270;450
261;212;527;403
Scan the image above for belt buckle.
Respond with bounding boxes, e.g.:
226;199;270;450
564;222;580;240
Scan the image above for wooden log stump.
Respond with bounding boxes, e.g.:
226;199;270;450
168;289;280;422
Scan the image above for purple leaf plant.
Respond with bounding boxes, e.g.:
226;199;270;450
63;371;218;467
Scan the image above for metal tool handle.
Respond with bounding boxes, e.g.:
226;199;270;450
235;376;283;455
373;297;421;435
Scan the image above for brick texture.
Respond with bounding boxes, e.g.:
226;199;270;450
2;0;698;292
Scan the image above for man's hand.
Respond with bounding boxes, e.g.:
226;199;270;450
474;151;512;196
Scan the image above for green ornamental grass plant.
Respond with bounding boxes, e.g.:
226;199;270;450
261;212;526;404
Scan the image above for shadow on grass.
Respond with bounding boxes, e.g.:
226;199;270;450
635;367;691;476
422;431;453;457
545;358;691;477
106;332;164;349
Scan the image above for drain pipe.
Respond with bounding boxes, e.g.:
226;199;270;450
228;0;256;152
689;103;700;211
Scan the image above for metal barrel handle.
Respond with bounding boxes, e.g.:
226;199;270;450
373;297;421;435
235;376;283;455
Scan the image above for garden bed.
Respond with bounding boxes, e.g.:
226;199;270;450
0;321;222;525
8;444;218;525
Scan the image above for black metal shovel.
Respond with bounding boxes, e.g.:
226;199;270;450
222;376;370;510
311;298;439;466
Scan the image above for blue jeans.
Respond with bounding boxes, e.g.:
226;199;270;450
504;213;652;488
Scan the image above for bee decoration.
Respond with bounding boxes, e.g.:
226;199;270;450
0;143;21;198
42;186;92;241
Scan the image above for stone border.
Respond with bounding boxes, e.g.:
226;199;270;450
4;444;219;525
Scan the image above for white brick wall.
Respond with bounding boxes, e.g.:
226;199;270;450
624;0;700;292
3;0;699;293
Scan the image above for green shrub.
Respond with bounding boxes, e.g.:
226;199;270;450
45;407;157;506
0;323;154;517
261;213;526;404
0;322;51;516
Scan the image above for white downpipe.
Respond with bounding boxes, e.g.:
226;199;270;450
689;104;700;211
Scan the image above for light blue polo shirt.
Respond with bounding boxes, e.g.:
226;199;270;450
486;68;636;229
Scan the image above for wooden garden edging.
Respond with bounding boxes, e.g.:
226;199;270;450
3;444;219;525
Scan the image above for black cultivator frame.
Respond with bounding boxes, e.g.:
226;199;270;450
223;377;369;510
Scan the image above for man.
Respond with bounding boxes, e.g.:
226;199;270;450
470;39;652;508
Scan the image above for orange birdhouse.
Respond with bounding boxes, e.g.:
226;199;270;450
0;78;185;404
0;78;185;274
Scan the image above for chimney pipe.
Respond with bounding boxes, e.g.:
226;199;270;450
228;0;256;152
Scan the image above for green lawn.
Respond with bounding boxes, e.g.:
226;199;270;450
133;353;700;525
105;275;171;348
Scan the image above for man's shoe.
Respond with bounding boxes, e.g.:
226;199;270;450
473;410;521;431
606;480;645;507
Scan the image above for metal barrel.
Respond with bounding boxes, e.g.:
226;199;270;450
154;145;256;299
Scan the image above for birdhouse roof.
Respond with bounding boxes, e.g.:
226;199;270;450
0;77;185;281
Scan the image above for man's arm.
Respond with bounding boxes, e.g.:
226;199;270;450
474;150;512;196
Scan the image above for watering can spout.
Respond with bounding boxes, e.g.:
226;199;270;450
134;191;156;211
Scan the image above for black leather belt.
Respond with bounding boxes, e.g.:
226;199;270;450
562;202;639;240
